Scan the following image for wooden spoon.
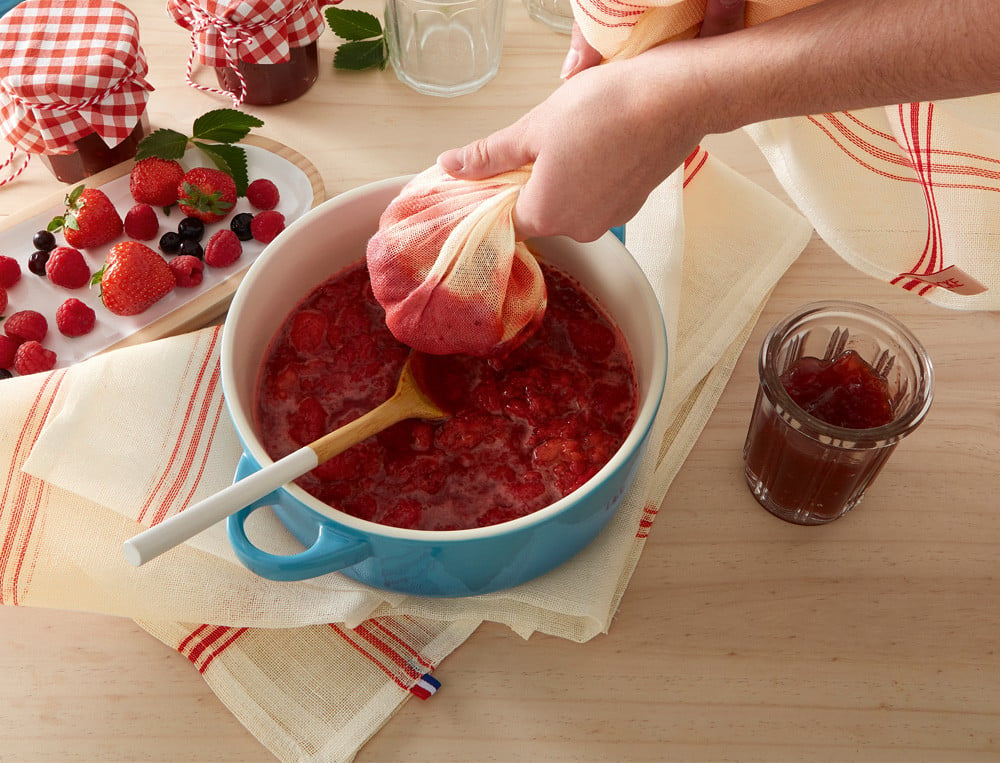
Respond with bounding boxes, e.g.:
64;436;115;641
122;355;449;567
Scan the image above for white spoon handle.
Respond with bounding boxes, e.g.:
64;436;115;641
121;446;318;567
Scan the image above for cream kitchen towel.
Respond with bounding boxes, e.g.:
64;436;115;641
2;146;811;761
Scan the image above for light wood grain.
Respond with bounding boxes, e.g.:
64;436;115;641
2;0;1000;761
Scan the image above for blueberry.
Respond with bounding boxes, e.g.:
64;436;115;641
27;250;50;276
32;230;56;252
159;231;182;254
230;212;254;241
178;239;204;259
0;368;12;380
177;216;205;242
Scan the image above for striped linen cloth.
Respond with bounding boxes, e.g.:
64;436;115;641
1;147;811;760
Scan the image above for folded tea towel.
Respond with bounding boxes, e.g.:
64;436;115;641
1;148;811;761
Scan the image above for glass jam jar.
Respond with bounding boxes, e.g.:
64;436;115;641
743;301;934;525
0;0;153;186
168;0;324;107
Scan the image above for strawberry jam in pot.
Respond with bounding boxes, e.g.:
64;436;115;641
215;41;319;106
743;301;934;525
39;118;148;184
256;261;638;531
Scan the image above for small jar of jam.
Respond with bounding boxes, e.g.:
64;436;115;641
0;0;153;186
742;301;934;525
168;0;324;107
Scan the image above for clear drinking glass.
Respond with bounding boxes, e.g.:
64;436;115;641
743;301;934;525
384;0;505;97
523;0;573;34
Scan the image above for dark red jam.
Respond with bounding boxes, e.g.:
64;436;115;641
780;349;893;429
256;261;638;531
38;118;147;184
216;41;318;106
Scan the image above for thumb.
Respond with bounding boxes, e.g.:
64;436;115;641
436;125;533;181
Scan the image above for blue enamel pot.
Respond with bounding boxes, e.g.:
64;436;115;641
221;177;668;597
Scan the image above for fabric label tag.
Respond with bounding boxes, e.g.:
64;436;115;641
899;265;988;295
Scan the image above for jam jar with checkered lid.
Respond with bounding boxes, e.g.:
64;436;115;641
168;0;324;107
0;0;152;185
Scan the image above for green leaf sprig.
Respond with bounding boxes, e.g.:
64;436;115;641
134;109;265;196
325;7;388;71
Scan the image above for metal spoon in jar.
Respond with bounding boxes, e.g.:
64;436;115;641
121;355;449;567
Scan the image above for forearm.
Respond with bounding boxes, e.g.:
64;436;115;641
636;0;1000;134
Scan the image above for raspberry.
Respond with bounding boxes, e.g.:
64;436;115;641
4;309;47;344
0;285;6;315
45;246;91;289
246;178;280;210
250;210;285;244
203;229;242;268
168;255;205;287
123;203;159;241
14;340;57;375
0;334;16;369
55;298;96;337
0;255;21;288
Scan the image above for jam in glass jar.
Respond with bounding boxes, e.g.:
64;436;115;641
743;301;934;525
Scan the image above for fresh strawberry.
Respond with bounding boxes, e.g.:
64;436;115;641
129;157;184;207
0;255;21;288
250;210;285;243
4;309;47;344
55;298;96;337
168;255;205;287
246;178;280;210
94;241;176;316
177;167;237;224
45;246;91;289
203;229;242;268
50;185;123;249
14;340;56;375
123;203;160;241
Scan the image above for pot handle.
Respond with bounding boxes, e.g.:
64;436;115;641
228;503;373;581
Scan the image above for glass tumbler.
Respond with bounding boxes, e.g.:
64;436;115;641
523;0;573;34
743;301;934;526
384;0;505;97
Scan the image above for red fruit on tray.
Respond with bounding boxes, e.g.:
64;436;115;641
0;284;6;315
246;178;280;210
4;309;47;344
168;254;205;287
94;241;176;316
0;255;21;288
203;229;242;268
250;209;285;243
0;334;17;369
129;157;185;207
14;340;57;375
51;185;123;249
177;167;237;224
45;246;91;289
123;203;160;241
55;298;97;337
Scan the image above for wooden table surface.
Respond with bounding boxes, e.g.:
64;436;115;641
3;0;999;760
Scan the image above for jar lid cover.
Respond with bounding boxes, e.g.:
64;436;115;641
0;0;153;155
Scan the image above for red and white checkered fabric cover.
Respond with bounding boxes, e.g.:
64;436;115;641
167;0;326;68
0;0;152;156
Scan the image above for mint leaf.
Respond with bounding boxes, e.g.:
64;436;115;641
192;108;265;144
325;7;382;40
193;141;250;196
136;128;189;160
334;39;388;71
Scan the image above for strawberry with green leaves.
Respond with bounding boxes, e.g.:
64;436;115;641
49;185;123;249
177;167;237;224
93;241;176;316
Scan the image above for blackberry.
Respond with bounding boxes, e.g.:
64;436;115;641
230;212;254;241
177;216;205;242
32;230;57;252
27;250;50;276
178;239;204;259
159;231;182;254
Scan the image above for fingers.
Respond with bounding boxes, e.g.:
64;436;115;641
560;23;604;79
437;124;534;180
700;0;746;37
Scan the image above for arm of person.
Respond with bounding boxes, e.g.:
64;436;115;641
439;0;1000;241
